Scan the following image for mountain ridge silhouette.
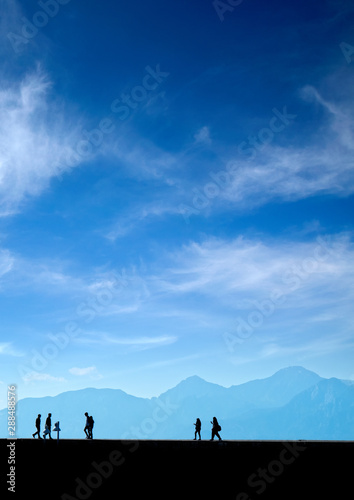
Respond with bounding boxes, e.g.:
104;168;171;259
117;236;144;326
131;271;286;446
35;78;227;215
1;366;353;439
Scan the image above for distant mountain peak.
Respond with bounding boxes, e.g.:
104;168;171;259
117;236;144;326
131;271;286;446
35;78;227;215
182;375;207;384
175;375;226;391
157;374;225;402
273;366;320;377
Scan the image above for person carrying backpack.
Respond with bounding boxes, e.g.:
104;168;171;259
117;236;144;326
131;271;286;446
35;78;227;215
88;415;94;439
84;412;92;439
43;413;53;440
210;416;222;441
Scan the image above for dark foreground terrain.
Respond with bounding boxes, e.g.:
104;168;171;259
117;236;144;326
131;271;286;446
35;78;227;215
1;439;353;499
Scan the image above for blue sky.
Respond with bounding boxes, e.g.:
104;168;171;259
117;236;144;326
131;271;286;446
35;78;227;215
0;0;354;407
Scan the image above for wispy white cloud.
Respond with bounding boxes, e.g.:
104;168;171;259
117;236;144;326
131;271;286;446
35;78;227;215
153;233;354;317
108;134;176;181
0;248;14;278
230;329;354;367
22;372;66;383
69;366;97;376
69;366;102;379
103;77;354;233
194;126;211;145
75;331;177;350
0;256;87;297
0;67;87;215
301;84;354;151
218;83;354;209
108;335;177;346
104;202;181;241
0;253;152;328
221;145;353;210
0;342;24;357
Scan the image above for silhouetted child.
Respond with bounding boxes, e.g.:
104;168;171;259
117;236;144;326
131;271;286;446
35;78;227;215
43;413;52;439
193;418;201;440
32;414;42;439
210;417;222;441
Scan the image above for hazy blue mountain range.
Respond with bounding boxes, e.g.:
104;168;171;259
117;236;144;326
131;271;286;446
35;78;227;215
1;367;353;440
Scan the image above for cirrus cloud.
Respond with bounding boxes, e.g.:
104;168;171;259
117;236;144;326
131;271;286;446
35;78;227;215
0;67;88;216
69;366;100;377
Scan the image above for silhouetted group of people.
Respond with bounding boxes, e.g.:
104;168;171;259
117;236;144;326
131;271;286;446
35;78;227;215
32;412;94;440
32;413;53;440
193;417;222;441
33;413;221;440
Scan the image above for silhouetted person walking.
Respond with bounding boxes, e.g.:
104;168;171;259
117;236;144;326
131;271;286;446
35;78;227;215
210;417;222;441
84;412;94;439
84;412;90;439
32;414;42;439
193;418;201;440
43;413;53;439
88;415;94;439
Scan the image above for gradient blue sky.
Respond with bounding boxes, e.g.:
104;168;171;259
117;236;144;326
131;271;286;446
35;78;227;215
0;0;354;407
